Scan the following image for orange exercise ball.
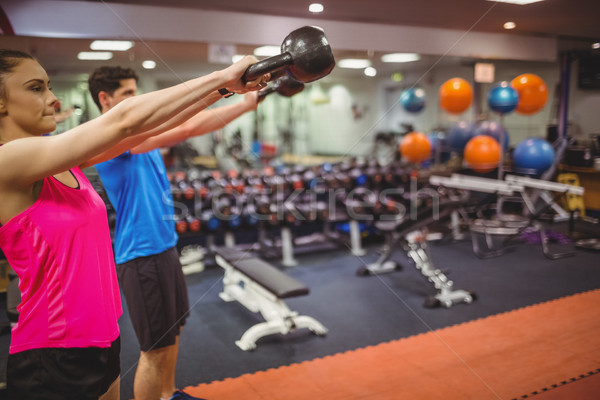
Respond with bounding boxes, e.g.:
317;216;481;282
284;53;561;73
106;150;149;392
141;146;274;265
400;132;432;163
464;135;501;173
510;73;548;115
439;78;473;114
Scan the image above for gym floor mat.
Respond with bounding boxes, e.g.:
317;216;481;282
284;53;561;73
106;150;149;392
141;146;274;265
182;289;600;399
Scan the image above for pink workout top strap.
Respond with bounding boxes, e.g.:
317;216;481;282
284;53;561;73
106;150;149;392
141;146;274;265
0;167;122;354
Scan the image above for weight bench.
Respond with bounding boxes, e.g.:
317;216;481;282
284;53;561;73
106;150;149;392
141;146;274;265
214;247;328;351
357;198;476;308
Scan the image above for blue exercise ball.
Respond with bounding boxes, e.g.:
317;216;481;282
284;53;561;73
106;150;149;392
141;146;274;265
400;88;426;113
488;82;519;114
474;120;510;150
512;138;555;175
447;121;475;153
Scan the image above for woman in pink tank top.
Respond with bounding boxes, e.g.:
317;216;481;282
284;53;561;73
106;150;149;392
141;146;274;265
0;49;268;400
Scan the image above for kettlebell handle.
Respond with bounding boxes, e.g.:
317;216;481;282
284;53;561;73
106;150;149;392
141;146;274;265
243;53;293;82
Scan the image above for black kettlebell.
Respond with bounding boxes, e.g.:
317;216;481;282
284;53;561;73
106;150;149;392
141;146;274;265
258;75;305;101
245;25;335;83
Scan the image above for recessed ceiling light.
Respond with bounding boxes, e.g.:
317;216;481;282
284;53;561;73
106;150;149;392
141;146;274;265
77;51;113;60
592;42;600;49
254;45;280;57
142;60;156;69
309;3;324;13
338;59;372;69
364;67;377;77
381;53;421;63
504;21;517;30
90;40;134;51
486;0;543;5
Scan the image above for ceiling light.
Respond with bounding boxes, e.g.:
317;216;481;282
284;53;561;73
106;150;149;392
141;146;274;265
142;60;156;69
592;43;600;50
381;53;420;63
486;0;543;4
253;45;280;57
503;21;516;30
90;40;134;51
338;59;372;69
391;72;404;82
77;51;113;61
309;3;324;13
364;67;377;77
232;54;245;63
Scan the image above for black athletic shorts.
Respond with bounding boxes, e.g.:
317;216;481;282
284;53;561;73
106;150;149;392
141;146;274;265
6;337;120;400
117;247;190;352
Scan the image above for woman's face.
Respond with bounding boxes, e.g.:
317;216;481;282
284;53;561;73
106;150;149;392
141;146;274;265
1;58;58;136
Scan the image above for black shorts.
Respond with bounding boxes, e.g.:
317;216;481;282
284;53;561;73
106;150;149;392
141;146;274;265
7;337;120;400
117;247;190;352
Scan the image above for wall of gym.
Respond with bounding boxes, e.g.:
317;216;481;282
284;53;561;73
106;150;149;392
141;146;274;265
13;0;597;159
48;57;599;160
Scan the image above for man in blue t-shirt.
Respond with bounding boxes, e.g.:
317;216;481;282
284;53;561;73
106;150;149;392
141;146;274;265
89;66;262;400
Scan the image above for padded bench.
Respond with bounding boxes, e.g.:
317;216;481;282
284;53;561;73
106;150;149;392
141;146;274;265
214;247;327;351
233;258;309;298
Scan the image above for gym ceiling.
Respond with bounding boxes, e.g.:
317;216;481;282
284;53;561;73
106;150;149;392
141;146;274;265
1;0;599;81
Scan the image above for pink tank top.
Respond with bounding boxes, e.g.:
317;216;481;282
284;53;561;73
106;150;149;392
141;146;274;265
0;167;122;354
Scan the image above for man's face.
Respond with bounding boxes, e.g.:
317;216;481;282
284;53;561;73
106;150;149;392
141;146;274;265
101;78;137;113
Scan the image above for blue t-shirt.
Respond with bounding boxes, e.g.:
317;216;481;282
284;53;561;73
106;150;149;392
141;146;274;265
95;149;178;264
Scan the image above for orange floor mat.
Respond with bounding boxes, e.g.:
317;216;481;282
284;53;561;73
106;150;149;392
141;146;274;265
184;289;600;400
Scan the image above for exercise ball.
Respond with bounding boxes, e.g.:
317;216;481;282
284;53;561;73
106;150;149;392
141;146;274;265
400;88;426;113
447;121;475;153
510;73;548;115
400;132;432;163
464;135;501;173
512;138;555;175
473;120;509;150
439;78;473;114
488;81;519;114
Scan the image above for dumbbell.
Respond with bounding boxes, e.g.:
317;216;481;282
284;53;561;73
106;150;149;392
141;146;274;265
271;192;301;226
348;167;368;187
343;187;378;220
172;171;195;201
262;173;287;194
199;209;221;233
174;213;201;235
285;173;305;191
248;193;277;225
374;192;405;221
245;25;335;83
302;169;320;190
258;75;305;101
294;192;327;223
240;201;259;228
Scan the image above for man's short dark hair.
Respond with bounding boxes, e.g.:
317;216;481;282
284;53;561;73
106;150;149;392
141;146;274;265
88;66;139;111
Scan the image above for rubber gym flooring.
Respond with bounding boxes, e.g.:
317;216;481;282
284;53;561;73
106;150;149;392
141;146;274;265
0;221;599;399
